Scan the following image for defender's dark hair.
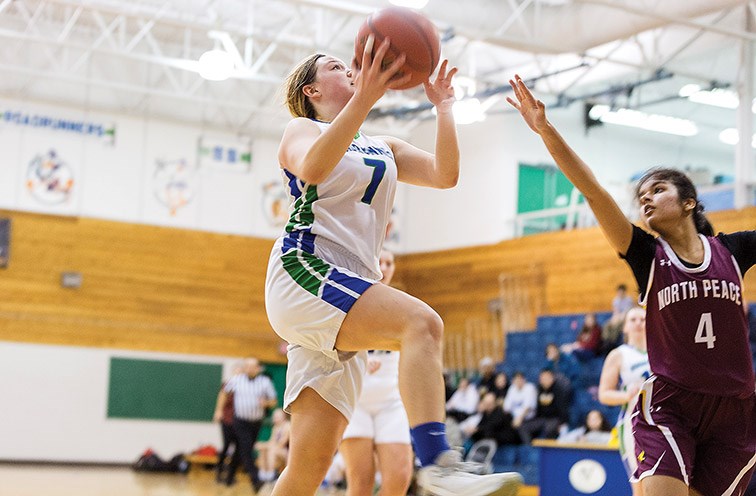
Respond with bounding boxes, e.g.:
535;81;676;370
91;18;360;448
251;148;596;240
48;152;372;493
635;167;714;236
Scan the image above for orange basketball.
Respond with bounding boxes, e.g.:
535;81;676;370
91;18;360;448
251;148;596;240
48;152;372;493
354;7;441;90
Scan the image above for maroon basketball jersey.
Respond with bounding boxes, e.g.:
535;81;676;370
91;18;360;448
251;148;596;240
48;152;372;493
640;235;755;398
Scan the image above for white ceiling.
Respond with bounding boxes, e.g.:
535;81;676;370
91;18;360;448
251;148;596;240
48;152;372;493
0;0;753;139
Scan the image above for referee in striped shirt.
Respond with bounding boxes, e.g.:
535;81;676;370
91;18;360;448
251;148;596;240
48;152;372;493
214;357;277;491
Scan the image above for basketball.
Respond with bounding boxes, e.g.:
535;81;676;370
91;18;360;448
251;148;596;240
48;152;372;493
354;7;441;90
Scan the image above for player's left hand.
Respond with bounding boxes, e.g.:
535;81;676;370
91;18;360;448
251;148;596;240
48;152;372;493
424;60;457;113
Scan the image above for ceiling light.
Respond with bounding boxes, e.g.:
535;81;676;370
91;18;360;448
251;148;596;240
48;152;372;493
432;97;486;125
688;88;739;109
679;85;755;111
198;49;234;81
718;128;756;148
678;84;700;98
389;0;429;8
590;105;698;137
588;104;610;120
452;76;477;100
452;98;486;125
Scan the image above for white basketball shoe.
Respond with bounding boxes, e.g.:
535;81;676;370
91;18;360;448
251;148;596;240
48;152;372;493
416;450;523;496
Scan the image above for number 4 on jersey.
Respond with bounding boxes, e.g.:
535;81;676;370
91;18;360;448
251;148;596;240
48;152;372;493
694;312;716;349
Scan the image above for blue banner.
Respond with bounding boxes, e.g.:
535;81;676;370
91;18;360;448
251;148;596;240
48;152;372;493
0;218;9;268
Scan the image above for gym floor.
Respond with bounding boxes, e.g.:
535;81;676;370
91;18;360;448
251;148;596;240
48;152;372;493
0;464;541;496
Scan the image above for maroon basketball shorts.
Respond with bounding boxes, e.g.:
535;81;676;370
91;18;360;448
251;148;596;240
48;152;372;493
632;375;756;495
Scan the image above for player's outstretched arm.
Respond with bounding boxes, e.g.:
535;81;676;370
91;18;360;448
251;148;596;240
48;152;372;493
507;75;633;255
382;60;460;189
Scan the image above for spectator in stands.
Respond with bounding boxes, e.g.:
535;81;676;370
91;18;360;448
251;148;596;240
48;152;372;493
214;362;243;485
517;369;571;444
613;284;635;314
461;392;520;446
475;356;497;395
558;409;613;444
256;408;291;485
446;377;480;422
502;371;538;430
561;313;602;361
600;284;636;355
543;342;579;387
490;372;510;402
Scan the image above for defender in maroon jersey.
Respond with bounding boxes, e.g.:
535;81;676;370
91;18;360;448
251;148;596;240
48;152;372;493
509;75;755;496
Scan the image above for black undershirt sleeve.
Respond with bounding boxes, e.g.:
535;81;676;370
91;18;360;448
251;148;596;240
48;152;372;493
619;225;657;299
717;231;756;276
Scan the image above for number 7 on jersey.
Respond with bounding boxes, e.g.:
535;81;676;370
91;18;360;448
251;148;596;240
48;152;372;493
360;158;387;205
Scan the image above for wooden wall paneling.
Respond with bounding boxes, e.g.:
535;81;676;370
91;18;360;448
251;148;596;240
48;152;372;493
395;207;756;368
0;210;283;363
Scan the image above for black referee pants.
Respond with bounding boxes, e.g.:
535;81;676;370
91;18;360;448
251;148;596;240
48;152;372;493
227;417;263;485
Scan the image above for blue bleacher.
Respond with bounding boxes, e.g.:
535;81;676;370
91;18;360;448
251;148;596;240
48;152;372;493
490;306;756;484
490;445;539;486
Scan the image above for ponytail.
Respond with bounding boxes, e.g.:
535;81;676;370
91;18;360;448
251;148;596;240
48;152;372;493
693;202;714;236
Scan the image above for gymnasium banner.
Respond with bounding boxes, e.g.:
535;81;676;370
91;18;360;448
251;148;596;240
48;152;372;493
0;108;116;145
0;218;9;268
0;97;285;239
198;135;252;172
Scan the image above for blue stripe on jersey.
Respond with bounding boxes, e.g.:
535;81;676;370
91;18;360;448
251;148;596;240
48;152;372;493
284;169;302;199
282;229;316;255
322;283;358;313
282;233;299;253
300;230;315;254
328;268;373;294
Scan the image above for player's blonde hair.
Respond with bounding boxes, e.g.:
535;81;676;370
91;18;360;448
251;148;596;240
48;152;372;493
284;53;325;119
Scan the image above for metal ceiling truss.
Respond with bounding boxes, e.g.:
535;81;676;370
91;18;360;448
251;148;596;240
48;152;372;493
0;0;753;135
0;0;371;132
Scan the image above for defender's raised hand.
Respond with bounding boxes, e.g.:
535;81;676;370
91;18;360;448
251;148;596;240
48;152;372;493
506;74;548;134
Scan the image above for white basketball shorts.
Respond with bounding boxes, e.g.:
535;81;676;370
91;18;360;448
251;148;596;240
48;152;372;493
265;236;378;420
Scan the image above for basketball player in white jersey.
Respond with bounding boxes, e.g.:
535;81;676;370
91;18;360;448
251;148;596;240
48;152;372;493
341;249;413;496
265;36;522;496
598;307;650;496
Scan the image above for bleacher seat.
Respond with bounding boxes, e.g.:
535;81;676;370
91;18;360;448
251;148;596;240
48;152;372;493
520;463;540;486
518;445;540;466
539;330;560;348
521;332;540;349
536;316;558;332
505;349;525;369
523;348;542;366
491;306;756;491
491;445;518;467
558;328;576;344
507;333;526;352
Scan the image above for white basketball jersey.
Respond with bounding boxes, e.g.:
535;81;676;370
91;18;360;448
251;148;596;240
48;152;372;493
280;121;397;279
361;350;401;405
617;344;650;414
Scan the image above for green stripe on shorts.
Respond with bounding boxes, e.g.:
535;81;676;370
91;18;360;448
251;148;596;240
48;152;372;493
281;249;331;296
